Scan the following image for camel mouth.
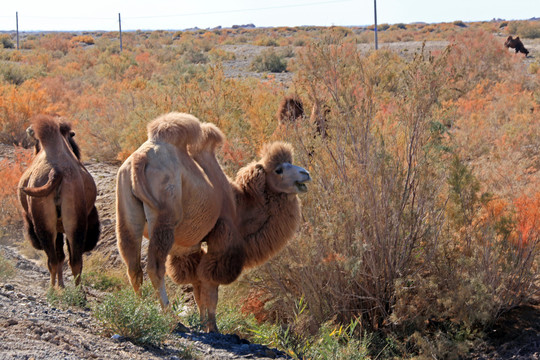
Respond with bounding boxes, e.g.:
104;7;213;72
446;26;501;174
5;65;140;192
295;180;310;193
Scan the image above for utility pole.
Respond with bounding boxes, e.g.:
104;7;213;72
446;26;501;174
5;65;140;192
16;12;19;50
374;0;378;50
118;13;123;52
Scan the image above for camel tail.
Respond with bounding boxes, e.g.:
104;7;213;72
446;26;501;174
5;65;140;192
130;152;160;210
84;206;101;252
21;168;63;197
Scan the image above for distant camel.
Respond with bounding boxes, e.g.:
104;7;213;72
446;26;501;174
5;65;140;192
310;101;331;138
169;142;311;332
277;95;330;138
18;115;100;287
505;36;529;57
277;95;305;124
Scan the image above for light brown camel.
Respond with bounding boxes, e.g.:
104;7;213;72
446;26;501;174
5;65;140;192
18;115;100;287
115;112;232;309
167;141;311;332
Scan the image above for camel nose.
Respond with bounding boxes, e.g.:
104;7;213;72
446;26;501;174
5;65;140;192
300;169;311;181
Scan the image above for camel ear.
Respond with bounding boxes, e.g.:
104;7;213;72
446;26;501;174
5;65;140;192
516;36;520;40
70;131;75;137
26;126;35;138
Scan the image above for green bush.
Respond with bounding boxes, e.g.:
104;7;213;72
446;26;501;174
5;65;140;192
0;61;35;85
47;285;87;308
0;35;14;49
250;49;288;72
93;285;176;346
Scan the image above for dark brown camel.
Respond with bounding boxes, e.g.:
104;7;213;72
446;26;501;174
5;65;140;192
505;36;529;57
277;95;305;124
18;115;100;287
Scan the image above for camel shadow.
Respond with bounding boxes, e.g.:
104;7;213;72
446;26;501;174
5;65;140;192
176;331;291;359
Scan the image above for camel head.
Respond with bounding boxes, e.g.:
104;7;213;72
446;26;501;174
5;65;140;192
26;120;81;159
260;142;311;194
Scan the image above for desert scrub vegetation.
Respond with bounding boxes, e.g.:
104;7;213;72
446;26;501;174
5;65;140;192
235;30;540;358
250;48;288;73
0;23;538;358
506;20;540;39
81;253;127;292
0;35;14;49
94;285;177;346
0;148;33;226
47;285;87;309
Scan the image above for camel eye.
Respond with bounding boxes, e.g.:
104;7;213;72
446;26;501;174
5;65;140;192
275;166;283;175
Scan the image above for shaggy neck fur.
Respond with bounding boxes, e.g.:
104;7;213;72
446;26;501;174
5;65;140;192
234;142;302;269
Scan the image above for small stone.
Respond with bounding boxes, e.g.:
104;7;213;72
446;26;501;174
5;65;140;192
4;284;14;291
6;319;18;326
111;334;124;341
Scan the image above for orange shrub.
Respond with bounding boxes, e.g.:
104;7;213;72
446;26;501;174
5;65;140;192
0;80;61;145
0;147;33;226
71;35;95;45
514;192;540;244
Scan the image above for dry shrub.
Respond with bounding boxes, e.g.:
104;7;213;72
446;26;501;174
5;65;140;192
71;35;95;45
0;147;33;226
39;33;73;55
0;80;61;145
244;36;449;333
239;33;539;356
506;20;540;39
444;29;518;92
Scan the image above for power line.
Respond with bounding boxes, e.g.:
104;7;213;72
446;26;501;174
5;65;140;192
127;0;354;19
4;0;353;21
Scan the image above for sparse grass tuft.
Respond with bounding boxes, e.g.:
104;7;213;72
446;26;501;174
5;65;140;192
93;284;176;346
81;253;127;292
47;285;87;309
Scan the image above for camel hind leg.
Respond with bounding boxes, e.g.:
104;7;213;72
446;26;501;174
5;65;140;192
29;200;60;287
54;233;66;287
62;205;88;286
116;176;146;294
146;215;176;309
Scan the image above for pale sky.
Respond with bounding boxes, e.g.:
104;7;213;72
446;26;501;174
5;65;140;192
0;0;538;32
